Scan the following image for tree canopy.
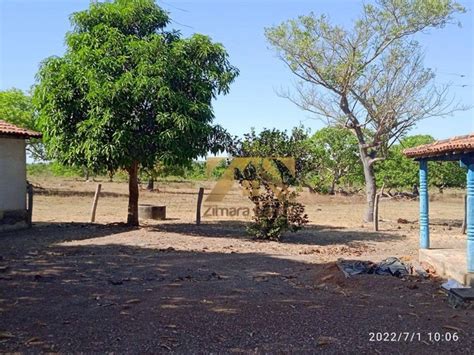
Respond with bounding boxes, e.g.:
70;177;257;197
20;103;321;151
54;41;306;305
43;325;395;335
231;127;317;185
376;135;466;191
34;0;238;225
307;127;362;194
265;0;465;221
0;88;44;160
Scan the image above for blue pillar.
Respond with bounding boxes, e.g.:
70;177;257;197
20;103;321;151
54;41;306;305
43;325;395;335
467;164;474;272
419;160;429;249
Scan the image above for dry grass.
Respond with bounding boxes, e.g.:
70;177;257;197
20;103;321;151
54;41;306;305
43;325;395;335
29;176;466;263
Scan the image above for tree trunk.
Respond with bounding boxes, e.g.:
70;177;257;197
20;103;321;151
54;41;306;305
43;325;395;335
127;161;139;226
147;178;154;191
329;178;336;195
360;153;376;222
339;95;377;222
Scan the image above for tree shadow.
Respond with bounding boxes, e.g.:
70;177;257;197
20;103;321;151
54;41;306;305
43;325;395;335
0;238;468;353
0;222;135;252
430;218;464;228
151;220;403;246
33;187;129;198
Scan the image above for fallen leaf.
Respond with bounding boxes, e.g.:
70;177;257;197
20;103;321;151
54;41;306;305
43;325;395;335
317;336;338;346
26;337;40;344
125;299;141;304
306;305;323;309
321;275;334;282
443;325;463;333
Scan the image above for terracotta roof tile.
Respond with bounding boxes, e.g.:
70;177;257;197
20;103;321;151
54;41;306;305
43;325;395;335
0;120;42;139
403;133;474;159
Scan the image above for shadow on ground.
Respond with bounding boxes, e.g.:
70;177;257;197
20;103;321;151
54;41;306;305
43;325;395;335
0;224;472;353
430;218;464;228
0;222;135;253
151;220;403;246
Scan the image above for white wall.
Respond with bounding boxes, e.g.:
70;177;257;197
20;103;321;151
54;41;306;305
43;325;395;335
0;138;26;211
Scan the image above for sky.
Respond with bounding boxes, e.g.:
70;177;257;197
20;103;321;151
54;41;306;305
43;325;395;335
0;0;473;140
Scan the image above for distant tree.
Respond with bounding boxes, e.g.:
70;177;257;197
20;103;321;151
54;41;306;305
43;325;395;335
0;88;45;160
376;134;465;191
430;161;466;192
207;158;228;179
307;127;361;194
232;126;317;185
266;0;465;221
376;135;434;189
34;0;238;225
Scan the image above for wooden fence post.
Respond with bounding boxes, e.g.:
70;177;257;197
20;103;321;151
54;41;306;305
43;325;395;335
196;187;204;225
26;183;33;228
90;183;102;223
373;183;384;232
373;194;380;232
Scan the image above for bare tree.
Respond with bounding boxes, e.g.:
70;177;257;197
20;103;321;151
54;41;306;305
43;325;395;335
265;0;466;221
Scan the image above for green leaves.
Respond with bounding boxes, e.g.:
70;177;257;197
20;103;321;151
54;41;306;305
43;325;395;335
34;0;238;173
70;0;170;38
232;126;316;185
375;135;466;189
0;89;35;130
265;0;465;216
0;88;45;160
307;127;362;193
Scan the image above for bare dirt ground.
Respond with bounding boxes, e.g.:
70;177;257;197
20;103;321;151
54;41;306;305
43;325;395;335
0;177;472;353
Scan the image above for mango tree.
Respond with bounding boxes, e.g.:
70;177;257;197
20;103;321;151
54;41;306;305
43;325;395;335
34;0;238;225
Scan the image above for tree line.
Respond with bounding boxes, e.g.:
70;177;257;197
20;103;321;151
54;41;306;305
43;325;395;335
19;116;466;195
0;0;467;226
231;127;466;194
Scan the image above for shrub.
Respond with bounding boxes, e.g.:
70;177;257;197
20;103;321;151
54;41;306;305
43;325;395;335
246;180;308;241
240;165;309;241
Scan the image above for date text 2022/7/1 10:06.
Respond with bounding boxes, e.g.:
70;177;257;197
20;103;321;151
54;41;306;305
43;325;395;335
369;332;459;343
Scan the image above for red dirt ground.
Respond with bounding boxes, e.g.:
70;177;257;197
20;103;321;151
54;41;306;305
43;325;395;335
0;178;472;353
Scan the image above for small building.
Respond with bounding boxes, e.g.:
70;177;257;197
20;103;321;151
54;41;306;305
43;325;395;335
0;120;42;231
404;134;474;286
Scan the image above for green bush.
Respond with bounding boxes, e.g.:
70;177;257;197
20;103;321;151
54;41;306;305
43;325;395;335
233;157;309;241
246;179;309;241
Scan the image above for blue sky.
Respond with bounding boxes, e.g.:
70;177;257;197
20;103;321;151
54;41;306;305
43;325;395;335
1;0;473;140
